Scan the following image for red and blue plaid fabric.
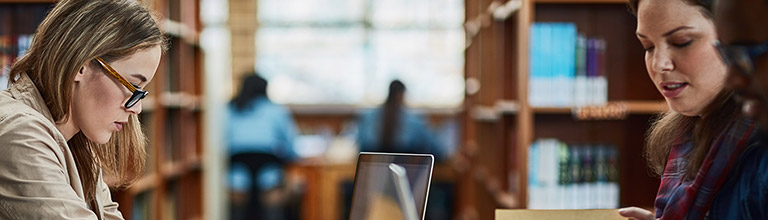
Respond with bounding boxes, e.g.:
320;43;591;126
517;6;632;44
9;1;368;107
654;118;756;220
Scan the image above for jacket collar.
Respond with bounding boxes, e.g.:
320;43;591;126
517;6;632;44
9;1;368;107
9;73;57;124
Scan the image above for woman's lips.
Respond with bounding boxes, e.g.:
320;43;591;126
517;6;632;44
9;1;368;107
661;82;688;98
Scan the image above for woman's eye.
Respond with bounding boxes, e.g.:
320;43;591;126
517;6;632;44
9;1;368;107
644;46;655;52
132;84;141;89
671;40;693;48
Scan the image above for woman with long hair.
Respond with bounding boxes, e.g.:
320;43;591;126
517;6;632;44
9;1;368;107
356;80;442;158
618;0;761;219
0;0;166;218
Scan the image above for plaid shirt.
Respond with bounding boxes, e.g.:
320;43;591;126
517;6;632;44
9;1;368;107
654;118;757;220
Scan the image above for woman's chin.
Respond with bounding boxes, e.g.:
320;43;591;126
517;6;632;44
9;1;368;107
669;104;701;117
84;131;112;144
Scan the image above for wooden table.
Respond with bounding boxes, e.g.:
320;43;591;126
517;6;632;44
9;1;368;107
287;160;456;220
496;209;624;220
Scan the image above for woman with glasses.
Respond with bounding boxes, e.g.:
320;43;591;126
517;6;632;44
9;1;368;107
619;0;761;219
0;0;165;219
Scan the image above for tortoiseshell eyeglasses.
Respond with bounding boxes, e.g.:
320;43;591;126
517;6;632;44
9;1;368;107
95;57;148;109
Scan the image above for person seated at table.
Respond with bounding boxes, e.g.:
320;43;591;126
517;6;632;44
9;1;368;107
226;73;300;220
355;80;444;159
353;80;452;220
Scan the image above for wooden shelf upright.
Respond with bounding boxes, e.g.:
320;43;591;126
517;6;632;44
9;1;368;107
460;0;664;219
116;0;205;220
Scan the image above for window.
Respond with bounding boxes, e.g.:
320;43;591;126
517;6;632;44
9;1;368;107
256;0;465;107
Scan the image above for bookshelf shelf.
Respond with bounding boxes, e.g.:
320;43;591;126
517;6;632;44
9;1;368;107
144;97;157;110
162;19;200;46
461;0;661;218
160;157;202;180
626;100;667;114
159;91;201;110
128;173;159;195
532;101;667;115
497;100;520;114
471;100;520;121
472;105;502;122
531;107;571;114
160;162;184;179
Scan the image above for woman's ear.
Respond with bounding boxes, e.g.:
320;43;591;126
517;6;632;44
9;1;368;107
74;64;88;82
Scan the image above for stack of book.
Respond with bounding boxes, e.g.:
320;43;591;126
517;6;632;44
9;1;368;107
528;138;619;209
529;22;608;107
0;34;33;90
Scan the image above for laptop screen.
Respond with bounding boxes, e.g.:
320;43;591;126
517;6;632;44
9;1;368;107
349;153;434;220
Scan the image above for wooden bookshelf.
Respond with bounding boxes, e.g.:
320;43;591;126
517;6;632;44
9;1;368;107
113;0;205;219
531;101;667;114
0;2;52;92
125;0;204;219
461;0;663;219
129;174;159;196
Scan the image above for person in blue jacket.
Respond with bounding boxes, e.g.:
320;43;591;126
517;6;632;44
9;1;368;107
356;80;444;160
227;73;298;162
226;73;299;220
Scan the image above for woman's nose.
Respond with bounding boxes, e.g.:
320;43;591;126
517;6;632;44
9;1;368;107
652;49;674;74
127;101;143;115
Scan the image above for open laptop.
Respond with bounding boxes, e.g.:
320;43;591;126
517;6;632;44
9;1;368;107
348;152;434;220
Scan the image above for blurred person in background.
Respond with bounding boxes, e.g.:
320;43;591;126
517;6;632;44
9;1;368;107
354;79;452;220
226;73;300;220
714;0;768;131
356;80;444;159
708;0;768;218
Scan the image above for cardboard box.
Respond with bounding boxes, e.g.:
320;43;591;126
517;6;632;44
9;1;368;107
496;209;625;220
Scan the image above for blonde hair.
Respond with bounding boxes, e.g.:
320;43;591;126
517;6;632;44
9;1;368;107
9;0;166;207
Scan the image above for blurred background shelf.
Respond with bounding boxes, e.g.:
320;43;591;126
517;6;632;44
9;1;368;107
531;101;667;115
461;0;662;219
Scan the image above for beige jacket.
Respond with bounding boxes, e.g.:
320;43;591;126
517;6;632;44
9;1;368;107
0;74;123;220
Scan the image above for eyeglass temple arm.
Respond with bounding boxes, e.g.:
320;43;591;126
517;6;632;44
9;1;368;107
95;57;137;93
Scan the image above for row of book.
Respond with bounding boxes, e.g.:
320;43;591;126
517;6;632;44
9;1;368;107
131;189;179;220
528;138;619;209
529;22;608;107
0;34;33;90
132;191;154;220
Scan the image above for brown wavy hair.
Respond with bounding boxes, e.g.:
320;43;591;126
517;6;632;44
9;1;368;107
9;0;167;208
628;0;739;179
628;0;715;18
645;91;739;179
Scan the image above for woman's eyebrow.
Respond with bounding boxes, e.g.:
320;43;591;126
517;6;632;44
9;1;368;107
637;26;694;39
663;26;694;37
